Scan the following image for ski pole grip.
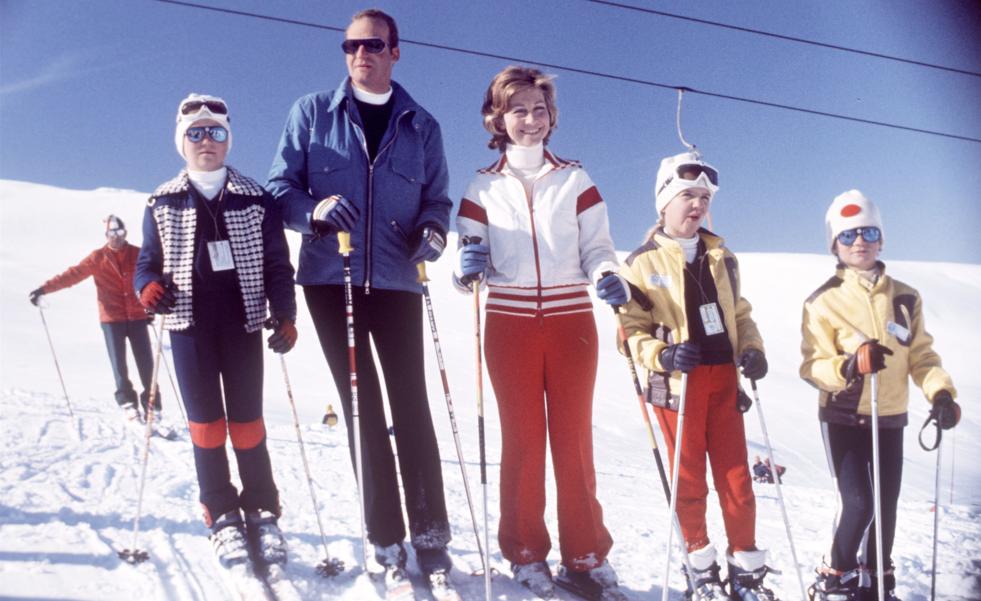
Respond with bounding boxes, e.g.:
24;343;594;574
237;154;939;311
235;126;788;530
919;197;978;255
416;262;429;283
337;231;353;255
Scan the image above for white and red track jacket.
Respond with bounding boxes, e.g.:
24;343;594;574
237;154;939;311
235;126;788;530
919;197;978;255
454;149;619;318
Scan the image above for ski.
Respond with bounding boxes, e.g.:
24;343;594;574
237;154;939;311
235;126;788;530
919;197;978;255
427;569;462;601
554;569;629;601
213;554;273;601
372;565;417;601
262;563;302;601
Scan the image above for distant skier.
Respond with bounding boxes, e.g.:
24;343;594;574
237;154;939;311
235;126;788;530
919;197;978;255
801;190;961;601
752;456;773;484
29;215;161;422
618;151;779;600
764;458;786;484
134;93;297;574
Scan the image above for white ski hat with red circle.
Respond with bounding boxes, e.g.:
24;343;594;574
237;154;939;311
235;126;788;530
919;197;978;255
825;189;883;251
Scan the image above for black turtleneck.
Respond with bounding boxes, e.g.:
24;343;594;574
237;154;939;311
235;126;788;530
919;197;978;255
354;97;394;162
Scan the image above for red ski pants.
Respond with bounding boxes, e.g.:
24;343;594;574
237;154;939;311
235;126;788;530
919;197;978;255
654;363;756;553
485;310;613;569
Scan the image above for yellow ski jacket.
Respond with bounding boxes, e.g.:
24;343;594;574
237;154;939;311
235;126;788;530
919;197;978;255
800;262;956;428
618;227;763;407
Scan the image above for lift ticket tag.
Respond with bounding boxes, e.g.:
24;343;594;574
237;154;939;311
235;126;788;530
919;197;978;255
208;240;234;271
700;302;724;336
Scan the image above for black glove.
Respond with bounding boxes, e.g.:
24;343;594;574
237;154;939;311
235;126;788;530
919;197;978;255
930;391;960;430
738;348;768;381
659;342;702;373
841;339;893;382
736;387;753;413
409;224;446;263
311;194;359;235
265;317;298;354
29;287;44;306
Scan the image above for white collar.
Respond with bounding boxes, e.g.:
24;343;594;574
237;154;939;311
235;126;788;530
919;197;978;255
505;143;545;171
352;85;393;105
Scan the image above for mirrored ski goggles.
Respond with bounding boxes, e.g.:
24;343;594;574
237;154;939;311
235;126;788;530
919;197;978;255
836;226;881;246
180;99;228;116
185;126;229;143
106;227;126;238
341;38;387;54
657;163;719;196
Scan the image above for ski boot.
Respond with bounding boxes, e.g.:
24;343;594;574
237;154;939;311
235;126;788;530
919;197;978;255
122;402;142;423
210;510;251;569
807;566;862;601
513;560;557;599
862;566;899;601
683;545;728;600
374;542;414;600
245;509;287;565
555;559;629;600
727;550;779;600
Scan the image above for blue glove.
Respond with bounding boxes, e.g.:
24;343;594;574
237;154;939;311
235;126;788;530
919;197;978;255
458;243;490;284
409;225;446;263
596;272;629;306
738;348;768;380
659;342;701;373
311;194;359;235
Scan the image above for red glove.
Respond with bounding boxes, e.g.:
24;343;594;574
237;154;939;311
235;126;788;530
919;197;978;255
139;280;176;314
266;318;297;354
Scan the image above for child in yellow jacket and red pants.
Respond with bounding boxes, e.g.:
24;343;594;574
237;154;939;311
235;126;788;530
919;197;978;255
619;151;776;600
801;190;960;601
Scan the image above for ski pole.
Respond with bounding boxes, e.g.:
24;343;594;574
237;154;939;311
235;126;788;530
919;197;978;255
277;352;344;576
472;274;492;601
118;314;167;564
417;262;486;574
662;371;690;601
150;325;188;431
930;435;942;601
612;308;697;589
749;379;806;601
37;304;74;418
870;373;885;601
337;231;370;570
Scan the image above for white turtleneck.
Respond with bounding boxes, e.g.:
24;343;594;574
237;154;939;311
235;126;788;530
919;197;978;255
674;235;700;263
505;143;547;195
187;166;227;200
352;85;393;106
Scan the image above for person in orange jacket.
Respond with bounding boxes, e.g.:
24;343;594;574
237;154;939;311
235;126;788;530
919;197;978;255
29;215;160;421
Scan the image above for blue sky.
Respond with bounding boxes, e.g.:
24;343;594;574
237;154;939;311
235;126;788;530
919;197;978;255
2;0;979;263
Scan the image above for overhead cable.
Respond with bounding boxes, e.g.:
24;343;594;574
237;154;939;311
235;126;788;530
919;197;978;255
152;0;981;144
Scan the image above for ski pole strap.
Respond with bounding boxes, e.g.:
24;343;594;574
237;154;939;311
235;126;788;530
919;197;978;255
918;413;941;452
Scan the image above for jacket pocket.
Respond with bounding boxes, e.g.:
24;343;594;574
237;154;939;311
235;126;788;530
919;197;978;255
308;149;353;199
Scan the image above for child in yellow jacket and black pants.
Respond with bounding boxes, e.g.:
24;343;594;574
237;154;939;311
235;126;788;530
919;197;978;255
801;190;960;601
619;152;776;600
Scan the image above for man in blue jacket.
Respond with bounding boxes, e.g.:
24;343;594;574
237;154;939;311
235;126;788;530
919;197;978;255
266;7;453;585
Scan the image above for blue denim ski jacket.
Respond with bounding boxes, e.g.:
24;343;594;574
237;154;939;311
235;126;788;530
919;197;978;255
266;78;452;293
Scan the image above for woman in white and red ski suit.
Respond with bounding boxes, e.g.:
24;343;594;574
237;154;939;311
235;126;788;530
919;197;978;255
454;66;630;598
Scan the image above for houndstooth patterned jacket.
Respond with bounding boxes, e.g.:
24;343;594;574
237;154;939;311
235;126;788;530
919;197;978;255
134;167;296;332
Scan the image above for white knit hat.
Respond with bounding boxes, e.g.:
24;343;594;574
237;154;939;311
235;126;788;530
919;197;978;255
654;151;719;214
174;93;232;159
825;189;884;251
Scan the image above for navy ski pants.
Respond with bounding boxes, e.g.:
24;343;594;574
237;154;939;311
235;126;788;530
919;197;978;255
304;285;451;552
822;421;903;573
170;316;279;526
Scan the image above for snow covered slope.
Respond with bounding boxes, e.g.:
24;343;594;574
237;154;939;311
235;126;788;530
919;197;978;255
1;180;978;600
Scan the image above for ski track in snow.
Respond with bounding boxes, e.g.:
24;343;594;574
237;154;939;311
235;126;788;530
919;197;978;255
1;180;980;600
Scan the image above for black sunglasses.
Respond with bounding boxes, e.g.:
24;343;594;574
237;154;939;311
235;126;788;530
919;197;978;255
341;38;387;55
185;126;228;143
180;99;228;116
837;227;881;246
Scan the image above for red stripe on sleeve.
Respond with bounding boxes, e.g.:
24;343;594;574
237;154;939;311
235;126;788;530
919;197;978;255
576;186;604;214
457;198;488;225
